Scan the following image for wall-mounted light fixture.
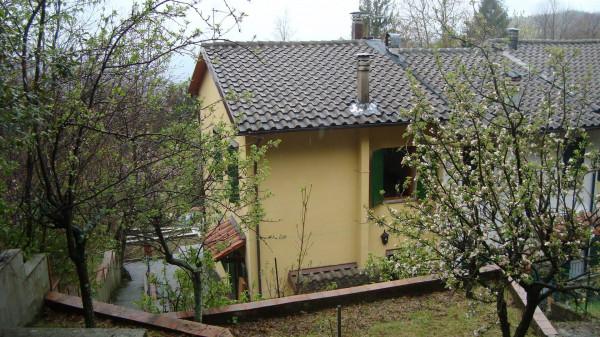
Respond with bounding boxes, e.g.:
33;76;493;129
380;230;389;245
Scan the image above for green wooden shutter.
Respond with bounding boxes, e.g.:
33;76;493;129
371;149;384;207
227;145;240;203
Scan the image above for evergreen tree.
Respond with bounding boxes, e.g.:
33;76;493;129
467;0;509;42
359;0;399;39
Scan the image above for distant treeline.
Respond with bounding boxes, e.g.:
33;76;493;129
511;10;600;40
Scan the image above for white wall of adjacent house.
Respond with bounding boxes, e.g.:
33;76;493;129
586;128;600;212
562;128;600;214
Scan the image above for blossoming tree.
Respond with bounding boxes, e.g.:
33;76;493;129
374;47;600;337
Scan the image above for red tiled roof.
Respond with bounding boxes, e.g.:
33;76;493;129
205;217;245;261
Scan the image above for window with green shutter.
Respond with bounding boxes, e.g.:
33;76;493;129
370;147;417;206
370;149;384;207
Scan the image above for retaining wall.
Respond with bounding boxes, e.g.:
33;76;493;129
170;274;449;323
93;251;121;302
0;249;50;327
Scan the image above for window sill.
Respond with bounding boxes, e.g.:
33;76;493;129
382;197;414;204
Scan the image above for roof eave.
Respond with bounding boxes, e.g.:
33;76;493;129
187;58;206;96
188;48;238;128
239;120;412;136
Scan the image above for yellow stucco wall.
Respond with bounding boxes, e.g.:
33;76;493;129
197;70;414;299
195;68;259;296
196;68;232;127
251;125;411;298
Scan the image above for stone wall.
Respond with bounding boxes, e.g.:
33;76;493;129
0;249;50;327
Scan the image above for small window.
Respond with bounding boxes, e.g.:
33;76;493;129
563;137;585;169
371;147;416;206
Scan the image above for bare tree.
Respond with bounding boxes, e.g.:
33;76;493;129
399;0;470;47
535;0;561;39
273;9;295;41
512;8;600;40
401;0;434;47
291;186;313;295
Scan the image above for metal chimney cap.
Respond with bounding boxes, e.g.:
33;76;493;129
507;27;520;33
385;33;402;48
356;53;373;59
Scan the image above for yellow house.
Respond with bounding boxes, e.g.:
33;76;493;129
188;16;600;299
187;25;446;298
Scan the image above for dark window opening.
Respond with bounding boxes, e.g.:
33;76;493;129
382;148;415;198
371;147;416;206
563;137;585;169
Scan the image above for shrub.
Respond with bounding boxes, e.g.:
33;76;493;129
365;241;435;282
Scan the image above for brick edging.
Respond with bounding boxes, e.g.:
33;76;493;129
45;291;232;337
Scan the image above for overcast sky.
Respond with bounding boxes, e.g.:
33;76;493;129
157;0;600;80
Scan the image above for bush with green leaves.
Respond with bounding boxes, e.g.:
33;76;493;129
141;253;234;313
365;240;436;282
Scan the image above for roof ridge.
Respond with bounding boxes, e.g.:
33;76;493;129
519;39;600;44
201;39;366;47
396;47;473;53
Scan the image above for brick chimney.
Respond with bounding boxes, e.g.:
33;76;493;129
507;28;520;50
357;53;371;104
351;12;365;40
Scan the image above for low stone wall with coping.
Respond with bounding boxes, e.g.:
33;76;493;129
168;274;449;323
0;249;50;327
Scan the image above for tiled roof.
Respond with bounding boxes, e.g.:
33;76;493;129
205;217;245;261
507;40;600;102
397;46;600;128
200;40;446;134
196;39;600;133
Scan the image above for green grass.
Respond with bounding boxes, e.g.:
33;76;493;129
366;294;530;337
228;291;535;337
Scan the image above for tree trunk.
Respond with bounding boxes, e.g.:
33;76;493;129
496;288;511;337
513;289;540;337
116;224;131;280
74;259;95;327
65;216;95;328
192;270;203;322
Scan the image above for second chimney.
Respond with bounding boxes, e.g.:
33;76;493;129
351;12;365;40
507;28;520;50
357;53;371;104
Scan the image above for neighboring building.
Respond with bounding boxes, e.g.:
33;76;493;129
189;14;600;298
